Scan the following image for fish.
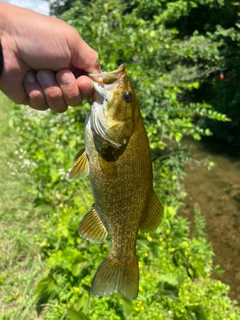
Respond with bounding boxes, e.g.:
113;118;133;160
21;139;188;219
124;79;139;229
68;64;162;300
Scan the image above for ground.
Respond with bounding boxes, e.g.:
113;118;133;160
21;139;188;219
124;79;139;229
181;136;240;304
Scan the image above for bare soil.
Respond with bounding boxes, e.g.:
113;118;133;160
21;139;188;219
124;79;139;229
181;137;240;304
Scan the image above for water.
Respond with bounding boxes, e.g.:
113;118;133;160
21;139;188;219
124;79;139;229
181;136;240;303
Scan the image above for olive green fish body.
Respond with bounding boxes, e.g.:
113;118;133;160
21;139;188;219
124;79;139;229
69;65;162;300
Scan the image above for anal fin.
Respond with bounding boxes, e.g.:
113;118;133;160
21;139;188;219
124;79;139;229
68;148;89;180
140;191;163;233
79;205;108;243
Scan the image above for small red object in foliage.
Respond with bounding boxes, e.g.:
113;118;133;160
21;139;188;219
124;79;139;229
219;72;224;80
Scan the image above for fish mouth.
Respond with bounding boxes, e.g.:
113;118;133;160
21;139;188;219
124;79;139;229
89;64;126;105
89;64;125;86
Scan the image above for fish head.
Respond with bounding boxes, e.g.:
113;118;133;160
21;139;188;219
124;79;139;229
89;64;139;149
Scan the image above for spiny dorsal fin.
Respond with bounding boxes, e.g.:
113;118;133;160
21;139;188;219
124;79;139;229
91;253;139;300
140;191;163;233
68;148;89;180
79;205;108;243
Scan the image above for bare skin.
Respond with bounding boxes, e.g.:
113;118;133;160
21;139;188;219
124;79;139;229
0;3;101;113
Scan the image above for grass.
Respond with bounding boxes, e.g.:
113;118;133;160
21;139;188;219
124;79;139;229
0;93;45;319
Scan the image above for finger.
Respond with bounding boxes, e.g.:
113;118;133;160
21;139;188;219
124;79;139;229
56;69;81;106
24;71;48;111
37;70;68;113
76;75;94;99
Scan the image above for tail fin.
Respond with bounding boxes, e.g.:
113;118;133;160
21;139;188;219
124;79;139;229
91;254;139;300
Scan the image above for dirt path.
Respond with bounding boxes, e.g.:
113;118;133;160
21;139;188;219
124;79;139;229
181;137;240;304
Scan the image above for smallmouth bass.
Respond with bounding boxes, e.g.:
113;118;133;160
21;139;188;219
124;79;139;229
69;64;162;300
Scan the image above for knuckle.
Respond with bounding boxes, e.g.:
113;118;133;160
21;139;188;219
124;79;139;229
45;87;62;101
65;90;80;101
28;89;44;100
27;90;48;110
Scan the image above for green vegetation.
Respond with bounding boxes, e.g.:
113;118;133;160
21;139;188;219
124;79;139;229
1;99;239;319
0;94;44;319
1;0;240;319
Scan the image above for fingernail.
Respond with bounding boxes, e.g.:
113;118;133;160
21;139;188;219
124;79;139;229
25;72;36;84
59;72;74;87
39;71;54;86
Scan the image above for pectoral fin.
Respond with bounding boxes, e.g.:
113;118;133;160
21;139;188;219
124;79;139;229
140;191;163;233
68;148;89;180
79;205;108;243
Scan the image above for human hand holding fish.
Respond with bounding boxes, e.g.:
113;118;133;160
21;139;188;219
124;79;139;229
0;2;100;113
69;64;163;300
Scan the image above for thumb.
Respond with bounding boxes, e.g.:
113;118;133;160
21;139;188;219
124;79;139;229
70;35;101;74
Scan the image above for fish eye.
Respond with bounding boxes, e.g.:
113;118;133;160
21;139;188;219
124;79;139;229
123;91;132;103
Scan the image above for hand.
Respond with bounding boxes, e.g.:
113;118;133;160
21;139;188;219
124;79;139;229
0;3;101;112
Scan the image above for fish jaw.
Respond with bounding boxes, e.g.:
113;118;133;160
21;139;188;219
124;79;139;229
89;64;125;85
90;64;126;105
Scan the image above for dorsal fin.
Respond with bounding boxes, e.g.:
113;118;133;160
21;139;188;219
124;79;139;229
68;148;89;180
